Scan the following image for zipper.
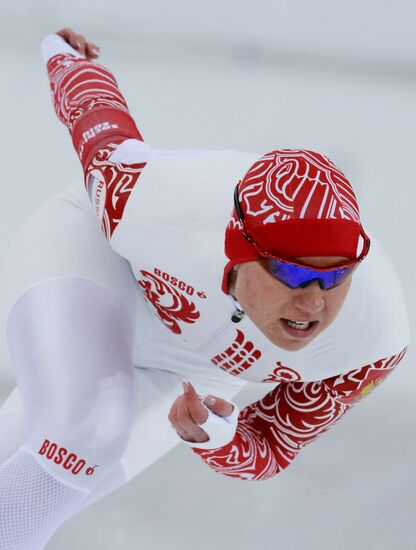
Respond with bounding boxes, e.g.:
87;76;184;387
231;308;245;323
197;318;233;353
196;297;245;353
229;295;245;323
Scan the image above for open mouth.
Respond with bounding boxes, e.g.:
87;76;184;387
280;318;319;339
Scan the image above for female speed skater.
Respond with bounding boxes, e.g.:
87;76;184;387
0;27;410;548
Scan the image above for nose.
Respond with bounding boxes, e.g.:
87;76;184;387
292;280;325;314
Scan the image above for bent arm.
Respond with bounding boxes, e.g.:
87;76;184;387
193;347;408;480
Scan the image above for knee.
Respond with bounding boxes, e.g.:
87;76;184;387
75;382;136;462
6;278;137;472
26;375;136;480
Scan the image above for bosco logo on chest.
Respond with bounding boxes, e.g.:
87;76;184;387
138;267;207;334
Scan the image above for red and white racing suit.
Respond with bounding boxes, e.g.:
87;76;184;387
0;34;410;549
39;32;410;476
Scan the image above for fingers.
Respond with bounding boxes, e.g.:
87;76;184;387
55;28;100;59
169;398;209;443
179;396;209;443
202;394;234;417
56;28;81;50
86;42;100;59
184;382;209;425
168;382;209;443
168;382;237;445
168;399;195;442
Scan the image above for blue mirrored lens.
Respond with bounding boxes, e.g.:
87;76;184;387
264;259;357;290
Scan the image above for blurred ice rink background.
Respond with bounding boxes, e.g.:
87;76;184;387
0;1;415;549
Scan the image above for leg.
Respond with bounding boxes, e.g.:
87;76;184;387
0;411;24;465
0;183;139;548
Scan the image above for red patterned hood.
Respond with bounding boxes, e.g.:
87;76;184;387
223;149;365;293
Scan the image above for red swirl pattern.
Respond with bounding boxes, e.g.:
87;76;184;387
85;141;145;238
138;270;200;334
47;54;130;131
46;54;145;238
323;346;407;405
262;362;301;383
194;347;408;480
230;149;360;229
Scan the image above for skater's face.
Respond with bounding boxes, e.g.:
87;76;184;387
228;256;352;351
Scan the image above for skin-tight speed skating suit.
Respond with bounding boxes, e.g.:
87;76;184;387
0;34;410;549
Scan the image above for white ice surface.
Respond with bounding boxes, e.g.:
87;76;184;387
0;6;414;550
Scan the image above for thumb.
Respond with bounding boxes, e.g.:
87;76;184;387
202;395;234;417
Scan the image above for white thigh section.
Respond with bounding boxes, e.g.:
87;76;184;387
6;278;137;490
1;182;139;323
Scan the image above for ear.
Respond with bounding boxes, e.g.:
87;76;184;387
228;264;240;296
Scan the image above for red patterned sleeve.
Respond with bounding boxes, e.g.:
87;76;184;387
193;347;408;480
45;44;146;238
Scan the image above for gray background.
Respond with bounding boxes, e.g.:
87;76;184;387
0;1;415;549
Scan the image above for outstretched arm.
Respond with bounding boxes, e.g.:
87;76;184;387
43;28;146;238
43;28;143;169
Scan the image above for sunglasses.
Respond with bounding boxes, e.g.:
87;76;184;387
233;185;371;291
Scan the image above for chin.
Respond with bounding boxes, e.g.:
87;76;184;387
271;337;314;351
265;326;322;351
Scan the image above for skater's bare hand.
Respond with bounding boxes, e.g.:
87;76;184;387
55;28;100;59
168;381;234;444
